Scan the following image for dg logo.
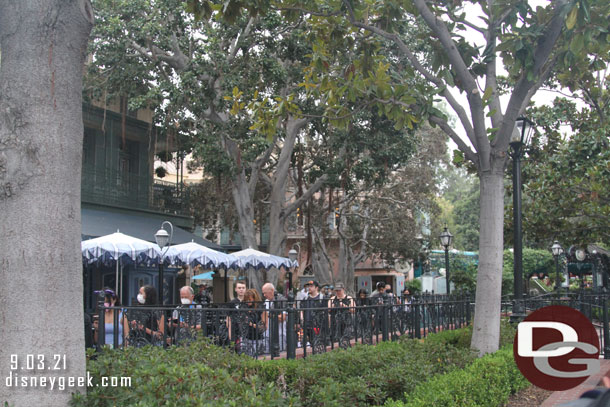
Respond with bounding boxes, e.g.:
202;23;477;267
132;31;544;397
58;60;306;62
513;305;600;391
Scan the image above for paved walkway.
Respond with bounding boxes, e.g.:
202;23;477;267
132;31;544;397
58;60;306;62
541;359;610;406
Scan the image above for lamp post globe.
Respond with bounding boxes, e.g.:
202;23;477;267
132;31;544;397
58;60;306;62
155;228;170;248
551;241;563;293
287;248;298;299
439;227;453;295
154;221;173;305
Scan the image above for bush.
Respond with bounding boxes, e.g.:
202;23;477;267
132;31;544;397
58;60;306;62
410;318;516;349
72;328;479;407
384;346;529;407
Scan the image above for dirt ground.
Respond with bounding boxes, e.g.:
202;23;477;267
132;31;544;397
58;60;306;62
505;386;553;407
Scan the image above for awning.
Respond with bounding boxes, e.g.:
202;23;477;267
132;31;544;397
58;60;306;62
81;206;223;251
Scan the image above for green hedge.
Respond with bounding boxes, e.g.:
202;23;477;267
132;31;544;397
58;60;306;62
384;346;529;407
419;318;516;350
71;330;477;407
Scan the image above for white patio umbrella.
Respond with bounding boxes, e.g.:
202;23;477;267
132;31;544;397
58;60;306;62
163;241;237;269
81;230;162;299
231;247;297;270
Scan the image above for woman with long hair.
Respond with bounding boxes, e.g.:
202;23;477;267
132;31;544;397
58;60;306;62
128;285;165;346
241;289;267;357
93;288;129;348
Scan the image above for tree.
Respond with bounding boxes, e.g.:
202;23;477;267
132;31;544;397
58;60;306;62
437;166;480;251
334;123;446;286
286;0;609;355
0;1;93;406
89;0;425;289
520;95;610;247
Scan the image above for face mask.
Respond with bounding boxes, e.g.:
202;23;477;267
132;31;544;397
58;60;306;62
137;294;145;304
181;298;192;305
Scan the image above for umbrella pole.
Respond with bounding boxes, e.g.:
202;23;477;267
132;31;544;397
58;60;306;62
120;263;124;304
224;268;228;302
115;260;119;295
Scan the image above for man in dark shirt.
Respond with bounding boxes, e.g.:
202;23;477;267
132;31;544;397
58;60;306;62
301;280;328;352
228;280;247;348
194;284;211;305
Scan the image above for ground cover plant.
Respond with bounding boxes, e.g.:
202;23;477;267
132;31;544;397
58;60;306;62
71;322;518;407
383;346;529;407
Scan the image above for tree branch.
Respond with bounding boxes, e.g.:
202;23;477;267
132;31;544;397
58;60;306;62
342;0;444;88
429;115;479;166
412;0;488;168
500;0;570;149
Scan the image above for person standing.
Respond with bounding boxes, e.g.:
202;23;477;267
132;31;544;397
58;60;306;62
301;280;328;352
194;283;211;305
231;280;247;305
128;285;165;346
370;282;388;304
228;280;247;348
329;283;354;346
262;283;287;355
171;286;202;344
242;289;267;357
93;288;129;348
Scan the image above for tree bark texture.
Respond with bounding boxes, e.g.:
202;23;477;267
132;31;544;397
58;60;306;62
470;169;505;356
230;172;258;250
311;227;334;286
0;1;93;405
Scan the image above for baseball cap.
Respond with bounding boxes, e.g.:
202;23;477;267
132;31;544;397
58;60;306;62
307;280;320;288
334;283;344;290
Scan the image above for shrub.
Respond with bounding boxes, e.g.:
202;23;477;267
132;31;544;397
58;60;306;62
72;328;480;407
384;346;529;407
419;318;516;349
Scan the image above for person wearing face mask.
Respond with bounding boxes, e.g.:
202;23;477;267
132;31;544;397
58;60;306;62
170;286;203;345
128;285;165;346
92;288;129;348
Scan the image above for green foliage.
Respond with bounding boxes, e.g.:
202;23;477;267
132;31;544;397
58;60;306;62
519;97;610;247
421;318;516;350
404;279;422;294
72;330;481;407
436;167;480;252
383;346;529;407
448;259;477;294
502;248;555;295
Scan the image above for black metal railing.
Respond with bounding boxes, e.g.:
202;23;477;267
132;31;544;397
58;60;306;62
502;291;610;358
81;167;191;216
92;295;475;359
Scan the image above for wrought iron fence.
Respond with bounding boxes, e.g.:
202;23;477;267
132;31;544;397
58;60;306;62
81;167;191;216
92;295;475;359
501;291;610;358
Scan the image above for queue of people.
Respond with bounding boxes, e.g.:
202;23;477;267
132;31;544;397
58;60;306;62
90;279;415;357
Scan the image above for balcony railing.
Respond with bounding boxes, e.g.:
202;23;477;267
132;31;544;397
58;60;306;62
81;167;191;216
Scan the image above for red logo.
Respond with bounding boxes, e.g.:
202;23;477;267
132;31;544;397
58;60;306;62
513;305;600;391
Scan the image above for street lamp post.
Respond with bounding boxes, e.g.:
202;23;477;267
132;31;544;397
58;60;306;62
551;241;563;294
439;227;453;295
575;247;587;295
509;117;535;322
154;221;173;305
287;247;298;301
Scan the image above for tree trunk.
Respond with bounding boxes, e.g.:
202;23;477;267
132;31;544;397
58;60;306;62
470;168;505;356
268;118;306;259
311;227;334;285
230;173;258;250
337;238;356;295
0;1;93;406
